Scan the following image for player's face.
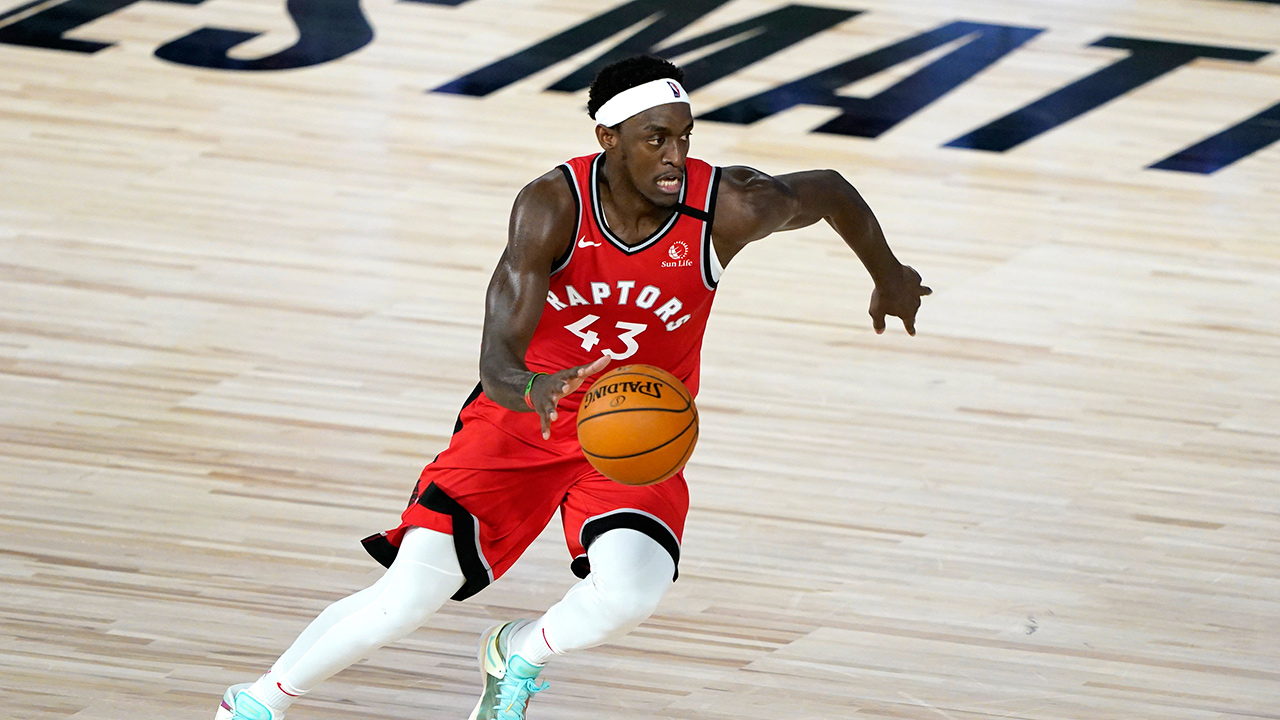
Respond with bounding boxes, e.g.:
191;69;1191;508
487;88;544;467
609;104;694;208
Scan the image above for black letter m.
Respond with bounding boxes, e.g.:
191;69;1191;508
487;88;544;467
434;0;856;96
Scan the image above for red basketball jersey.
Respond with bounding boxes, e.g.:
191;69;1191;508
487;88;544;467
432;153;722;465
526;153;722;408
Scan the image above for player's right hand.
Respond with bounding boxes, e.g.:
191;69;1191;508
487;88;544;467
870;264;931;336
529;356;610;439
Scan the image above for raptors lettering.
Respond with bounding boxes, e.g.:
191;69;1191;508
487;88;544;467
546;281;692;331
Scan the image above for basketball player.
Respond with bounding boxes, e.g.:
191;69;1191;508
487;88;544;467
216;55;930;720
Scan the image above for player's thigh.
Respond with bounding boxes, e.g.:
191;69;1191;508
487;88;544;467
561;469;689;580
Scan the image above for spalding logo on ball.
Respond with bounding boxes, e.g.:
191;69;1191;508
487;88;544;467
576;364;698;486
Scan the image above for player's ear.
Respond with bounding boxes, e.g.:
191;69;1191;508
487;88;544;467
595;123;618;151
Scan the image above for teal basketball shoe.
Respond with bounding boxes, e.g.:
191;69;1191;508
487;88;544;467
468;620;549;720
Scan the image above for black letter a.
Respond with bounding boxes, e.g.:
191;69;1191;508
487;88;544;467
699;21;1042;138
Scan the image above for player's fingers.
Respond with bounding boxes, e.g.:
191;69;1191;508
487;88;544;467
570;356;608;378
871;310;886;334
539;409;552;439
563;357;608;396
903;315;917;336
919;285;933;296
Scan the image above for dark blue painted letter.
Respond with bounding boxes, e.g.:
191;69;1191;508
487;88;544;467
435;0;855;96
697;21;1042;137
1150;101;1280;174
153;0;373;71
947;37;1269;152
0;0;205;53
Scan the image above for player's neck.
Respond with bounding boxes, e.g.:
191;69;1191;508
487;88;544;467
596;156;675;246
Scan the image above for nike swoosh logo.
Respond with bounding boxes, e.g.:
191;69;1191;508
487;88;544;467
577;237;602;248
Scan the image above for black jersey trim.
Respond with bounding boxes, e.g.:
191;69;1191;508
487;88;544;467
700;166;723;291
589;153;686;255
571;509;680;581
550;164;581;276
674;202;710;222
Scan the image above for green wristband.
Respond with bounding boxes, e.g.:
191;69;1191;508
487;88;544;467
524;372;546;410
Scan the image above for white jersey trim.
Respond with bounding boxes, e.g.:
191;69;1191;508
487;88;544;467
590;154;686;254
700;166;723;291
464;512;495;584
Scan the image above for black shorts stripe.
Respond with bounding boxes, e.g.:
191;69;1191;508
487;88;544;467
416;483;493;601
360;532;399;569
452;381;484;435
572;511;681;581
360;483;494;602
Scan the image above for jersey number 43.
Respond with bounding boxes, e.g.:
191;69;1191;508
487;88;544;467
565;315;646;360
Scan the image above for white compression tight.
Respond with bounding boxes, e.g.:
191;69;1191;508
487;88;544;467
245;526;674;711
260;527;464;696
509;528;676;664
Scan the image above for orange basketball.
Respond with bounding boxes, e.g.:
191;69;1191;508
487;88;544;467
576;364;698;486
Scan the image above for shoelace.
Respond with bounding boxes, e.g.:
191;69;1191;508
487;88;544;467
494;675;549;720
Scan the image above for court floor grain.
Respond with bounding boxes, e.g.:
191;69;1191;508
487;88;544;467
1;0;1277;718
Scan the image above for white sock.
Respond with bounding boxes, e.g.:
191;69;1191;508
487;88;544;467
245;671;304;713
509;620;555;666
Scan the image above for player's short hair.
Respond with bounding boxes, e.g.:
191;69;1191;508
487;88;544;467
587;56;686;123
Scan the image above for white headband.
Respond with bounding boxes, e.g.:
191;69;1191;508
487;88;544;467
594;78;691;127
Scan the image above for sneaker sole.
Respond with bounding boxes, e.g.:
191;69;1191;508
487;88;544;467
467;623;506;720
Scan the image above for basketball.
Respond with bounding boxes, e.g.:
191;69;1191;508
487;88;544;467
576;364;699;486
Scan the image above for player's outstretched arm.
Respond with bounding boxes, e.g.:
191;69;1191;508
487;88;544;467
479;171;609;438
713;167;931;335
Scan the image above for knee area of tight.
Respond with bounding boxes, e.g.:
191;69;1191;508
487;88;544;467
594;574;672;623
369;598;434;634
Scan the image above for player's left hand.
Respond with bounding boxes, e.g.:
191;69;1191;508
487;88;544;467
870;264;931;336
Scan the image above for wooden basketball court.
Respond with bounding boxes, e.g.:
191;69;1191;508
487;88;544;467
1;0;1277;717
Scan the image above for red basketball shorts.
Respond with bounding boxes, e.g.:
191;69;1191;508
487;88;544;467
362;385;689;601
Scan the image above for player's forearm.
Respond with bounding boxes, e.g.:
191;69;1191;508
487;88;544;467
479;344;538;413
821;174;903;286
478;253;552;412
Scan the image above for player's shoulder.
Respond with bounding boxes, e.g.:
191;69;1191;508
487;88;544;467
714;165;798;217
715;165;797;204
718;164;769;185
516;166;575;208
708;165;802;253
511;166;579;227
506;167;578;254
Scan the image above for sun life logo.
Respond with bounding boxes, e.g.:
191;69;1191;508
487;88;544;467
662;240;693;268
